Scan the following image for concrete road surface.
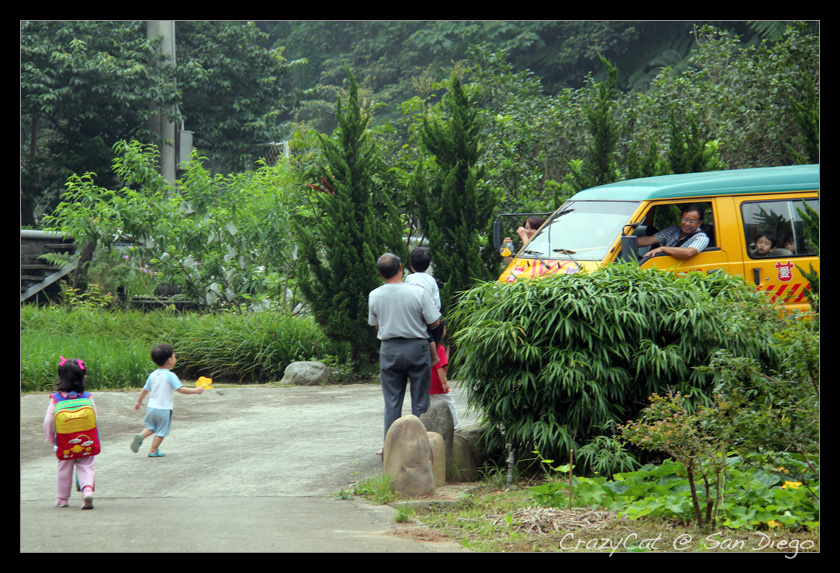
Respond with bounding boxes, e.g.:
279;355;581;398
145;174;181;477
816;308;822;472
21;383;476;553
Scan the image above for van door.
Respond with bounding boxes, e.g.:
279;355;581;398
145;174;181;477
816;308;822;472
736;194;819;311
638;198;736;276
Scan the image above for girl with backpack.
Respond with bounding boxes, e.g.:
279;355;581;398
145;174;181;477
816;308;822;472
43;356;98;509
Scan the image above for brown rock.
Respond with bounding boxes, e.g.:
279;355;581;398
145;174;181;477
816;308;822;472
382;415;435;497
427;432;446;487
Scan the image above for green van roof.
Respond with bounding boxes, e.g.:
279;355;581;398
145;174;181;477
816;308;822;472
572;165;820;201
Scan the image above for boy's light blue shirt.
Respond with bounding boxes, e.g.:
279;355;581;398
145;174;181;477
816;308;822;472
143;369;182;410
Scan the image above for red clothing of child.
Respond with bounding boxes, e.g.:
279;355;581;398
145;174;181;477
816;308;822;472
430;344;449;395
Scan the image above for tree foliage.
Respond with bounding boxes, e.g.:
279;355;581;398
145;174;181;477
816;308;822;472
20;20;300;226
295;69;404;365
21;21;181;226
43;140;302;311
416;75;497;314
562;55;621;194
465;23;818;216
174;20;305;172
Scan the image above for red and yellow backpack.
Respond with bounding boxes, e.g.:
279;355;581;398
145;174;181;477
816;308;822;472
52;392;100;460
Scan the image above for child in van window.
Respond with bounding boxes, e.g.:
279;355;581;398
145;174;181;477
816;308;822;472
752;232;776;257
783;235;797;254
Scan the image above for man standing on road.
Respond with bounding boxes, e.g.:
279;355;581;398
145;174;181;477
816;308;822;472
368;253;441;447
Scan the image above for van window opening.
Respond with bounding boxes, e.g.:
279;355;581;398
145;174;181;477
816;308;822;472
522;201;639;262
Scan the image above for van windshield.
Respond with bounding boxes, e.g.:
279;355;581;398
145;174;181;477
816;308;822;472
521;200;639;262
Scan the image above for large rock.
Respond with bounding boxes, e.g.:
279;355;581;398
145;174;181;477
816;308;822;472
451;424;493;483
281;361;327;386
427;432;446;487
382;415;435;497
420;401;454;467
451;432;480;482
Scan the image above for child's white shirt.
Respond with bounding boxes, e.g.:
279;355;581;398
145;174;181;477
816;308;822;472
405;271;441;310
143;369;183;410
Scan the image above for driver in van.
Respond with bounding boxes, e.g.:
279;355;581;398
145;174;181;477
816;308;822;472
636;204;709;260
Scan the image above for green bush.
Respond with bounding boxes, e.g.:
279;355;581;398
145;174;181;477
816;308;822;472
168;311;330;382
20;306;334;390
450;264;780;470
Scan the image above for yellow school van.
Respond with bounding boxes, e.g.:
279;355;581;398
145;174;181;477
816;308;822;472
497;165;819;312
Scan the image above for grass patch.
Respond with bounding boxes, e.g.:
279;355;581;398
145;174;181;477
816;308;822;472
21;332;151;392
21;305;342;390
406;480;820;554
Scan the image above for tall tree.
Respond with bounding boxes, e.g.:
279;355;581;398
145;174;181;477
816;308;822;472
666;109;724;174
20;21;181;226
562;56;620;194
174;21;304;172
418;75;497;315
788;75;819;165
295;68;403;366
20;20;300;227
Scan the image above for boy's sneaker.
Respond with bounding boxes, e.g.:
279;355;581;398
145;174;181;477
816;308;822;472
55;498;69;508
81;486;94;510
130;434;143;453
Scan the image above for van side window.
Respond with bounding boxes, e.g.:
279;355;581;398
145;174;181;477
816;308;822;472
741;199;819;258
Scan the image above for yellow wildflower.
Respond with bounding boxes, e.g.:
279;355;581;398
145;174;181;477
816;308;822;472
782;481;802;489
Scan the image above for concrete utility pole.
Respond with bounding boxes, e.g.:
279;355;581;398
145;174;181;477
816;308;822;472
147;21;177;184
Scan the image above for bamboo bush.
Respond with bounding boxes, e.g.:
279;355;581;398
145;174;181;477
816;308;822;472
449;263;781;470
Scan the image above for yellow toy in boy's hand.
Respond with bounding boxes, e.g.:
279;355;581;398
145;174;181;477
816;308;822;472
196;377;214;389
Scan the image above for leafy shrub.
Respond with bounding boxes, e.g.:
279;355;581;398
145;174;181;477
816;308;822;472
530;456;819;531
450;263;780;471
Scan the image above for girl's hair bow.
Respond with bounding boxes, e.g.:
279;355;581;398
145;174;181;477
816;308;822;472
59;355;85;370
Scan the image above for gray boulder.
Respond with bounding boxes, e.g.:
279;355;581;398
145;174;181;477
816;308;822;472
427;432;446;487
451;424;492;483
420;401;454;467
281;361;327;386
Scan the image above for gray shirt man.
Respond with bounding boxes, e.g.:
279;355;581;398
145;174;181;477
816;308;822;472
368;253;441;440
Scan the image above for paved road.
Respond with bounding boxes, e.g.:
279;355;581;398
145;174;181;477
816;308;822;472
20;383;476;553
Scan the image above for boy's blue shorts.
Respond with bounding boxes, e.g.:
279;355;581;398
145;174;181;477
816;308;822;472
144;407;173;437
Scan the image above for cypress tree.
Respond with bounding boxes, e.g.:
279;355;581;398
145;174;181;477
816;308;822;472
563;55;620;193
417;75;496;315
789;76;819;165
296;68;403;366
